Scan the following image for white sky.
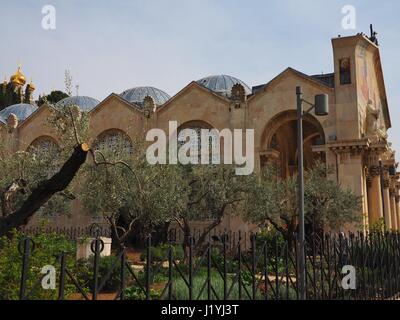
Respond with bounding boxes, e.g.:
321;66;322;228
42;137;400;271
0;0;398;152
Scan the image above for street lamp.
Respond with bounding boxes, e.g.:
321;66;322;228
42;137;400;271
296;86;329;300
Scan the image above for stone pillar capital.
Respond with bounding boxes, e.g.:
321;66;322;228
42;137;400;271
369;165;380;177
383;178;390;189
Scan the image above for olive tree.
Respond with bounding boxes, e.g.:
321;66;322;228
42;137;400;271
243;163;362;244
171;164;256;253
0;105;89;236
80;140;188;247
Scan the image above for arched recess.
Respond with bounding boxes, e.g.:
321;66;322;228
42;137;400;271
28;136;60;155
260;110;326;178
177;120;219;164
27;136;61;178
94;129;133;155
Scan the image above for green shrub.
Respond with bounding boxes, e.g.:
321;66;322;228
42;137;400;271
75;255;125;292
172;272;263;300
140;243;184;262
255;227;287;254
0;230;76;300
124;285;160;300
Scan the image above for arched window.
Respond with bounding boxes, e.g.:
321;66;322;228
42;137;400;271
94;129;133;155
178;121;219;164
28;136;60;156
28;136;61;178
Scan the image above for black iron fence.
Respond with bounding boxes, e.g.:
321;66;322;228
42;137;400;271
20;225;111;240
15;231;400;300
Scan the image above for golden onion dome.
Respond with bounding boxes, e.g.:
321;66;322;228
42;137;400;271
10;66;26;86
28;79;35;91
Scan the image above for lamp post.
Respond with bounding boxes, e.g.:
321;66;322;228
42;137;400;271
296;86;329;300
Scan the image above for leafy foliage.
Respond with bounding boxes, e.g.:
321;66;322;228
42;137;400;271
38;90;69;106
244;163;362;239
80;138;188;245
0;230;76;300
75;255;125;292
140;243;185;262
0;141;70;219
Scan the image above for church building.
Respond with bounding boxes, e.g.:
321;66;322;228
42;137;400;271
1;33;399;234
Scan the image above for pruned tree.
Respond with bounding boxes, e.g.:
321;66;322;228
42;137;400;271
172;164;256;254
0;105;89;237
243;163;362;244
80;138;188;247
80;135;257;252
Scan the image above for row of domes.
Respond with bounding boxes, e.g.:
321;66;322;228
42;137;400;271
0;75;250;124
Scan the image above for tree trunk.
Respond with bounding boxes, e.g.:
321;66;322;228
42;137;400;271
194;218;222;254
0;144;89;237
182;218;191;262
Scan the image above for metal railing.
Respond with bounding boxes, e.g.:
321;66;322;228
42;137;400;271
20;225;111;240
15;230;400;300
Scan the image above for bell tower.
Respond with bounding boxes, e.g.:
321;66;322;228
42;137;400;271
332;32;390;142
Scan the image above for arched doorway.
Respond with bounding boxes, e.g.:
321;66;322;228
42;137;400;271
261;110;326;178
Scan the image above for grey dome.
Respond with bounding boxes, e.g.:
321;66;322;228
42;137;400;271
56;96;100;112
196;75;252;97
0;103;38;122
120;86;171;107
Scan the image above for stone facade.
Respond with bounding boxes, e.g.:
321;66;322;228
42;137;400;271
1;33;399;234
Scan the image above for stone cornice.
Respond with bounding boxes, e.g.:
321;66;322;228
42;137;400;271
326;139;370;157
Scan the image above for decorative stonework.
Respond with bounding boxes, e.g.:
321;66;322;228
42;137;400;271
231;83;246;104
143;95;156;118
6;113;18;131
369;165;380;177
396;195;400;203
383;179;390;189
365;99;387;140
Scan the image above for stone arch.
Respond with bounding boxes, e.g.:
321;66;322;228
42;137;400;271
260;110;326;177
178;120;214;131
27;135;60;154
94;128;133;154
177;120;218;164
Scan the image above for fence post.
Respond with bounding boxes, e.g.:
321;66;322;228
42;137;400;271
58;251;67;300
168;242;173;300
120;247;126;300
91;237;104;300
263;240;268;300
146;235;152;300
207;242;212;300
274;235;279;300
188;236;193;301
222;234;228;300
251;233;257;300
238;231;242;300
18;237;34;300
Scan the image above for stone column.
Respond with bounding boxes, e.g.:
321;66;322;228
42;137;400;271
382;174;392;230
367;165;383;226
389;189;397;230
